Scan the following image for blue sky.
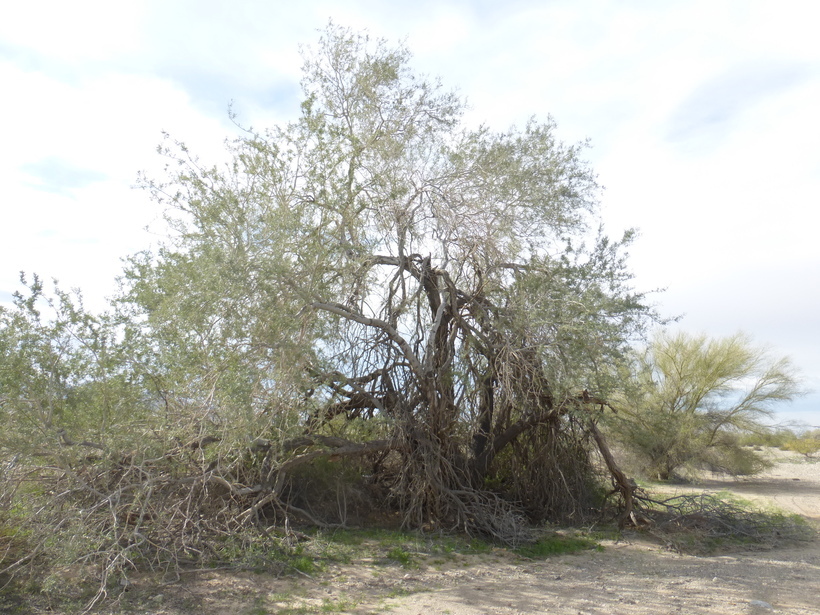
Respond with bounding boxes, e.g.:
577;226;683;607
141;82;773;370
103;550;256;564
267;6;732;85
1;0;818;427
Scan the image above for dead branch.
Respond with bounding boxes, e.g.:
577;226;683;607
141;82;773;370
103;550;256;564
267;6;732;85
588;420;635;529
241;437;404;524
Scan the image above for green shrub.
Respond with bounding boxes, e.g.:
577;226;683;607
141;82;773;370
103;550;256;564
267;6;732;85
784;437;820;458
385;546;415;568
609;332;801;480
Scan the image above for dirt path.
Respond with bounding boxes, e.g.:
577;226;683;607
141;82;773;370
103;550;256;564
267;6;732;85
107;451;819;615
381;451;820;615
382;542;820;614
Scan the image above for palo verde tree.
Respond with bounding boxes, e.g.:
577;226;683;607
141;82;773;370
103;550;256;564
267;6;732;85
609;331;801;480
123;25;653;539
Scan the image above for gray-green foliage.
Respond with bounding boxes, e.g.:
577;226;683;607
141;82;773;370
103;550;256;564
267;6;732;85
0;275;297;608
0;274;144;455
610;331;801;480
0;275;151;600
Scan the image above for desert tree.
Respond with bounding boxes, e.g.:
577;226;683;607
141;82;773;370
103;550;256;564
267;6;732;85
120;24;653;538
609;330;801;480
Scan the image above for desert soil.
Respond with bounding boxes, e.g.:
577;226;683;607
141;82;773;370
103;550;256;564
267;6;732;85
112;449;820;615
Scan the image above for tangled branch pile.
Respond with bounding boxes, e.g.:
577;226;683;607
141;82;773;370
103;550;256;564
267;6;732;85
635;493;813;553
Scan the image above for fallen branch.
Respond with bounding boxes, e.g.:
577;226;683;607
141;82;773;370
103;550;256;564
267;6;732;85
588;421;636;529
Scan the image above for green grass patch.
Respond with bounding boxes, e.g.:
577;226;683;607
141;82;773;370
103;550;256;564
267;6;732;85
513;533;600;558
320;527;410;546
321;597;357;612
385;546;415;568
274;607;315;615
305;527;495;570
290;554;322;575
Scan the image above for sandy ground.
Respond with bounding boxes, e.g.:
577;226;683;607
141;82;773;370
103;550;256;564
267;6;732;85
107;450;820;615
381;450;820;615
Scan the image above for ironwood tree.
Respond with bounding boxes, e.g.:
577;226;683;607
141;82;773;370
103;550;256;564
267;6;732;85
122;25;653;538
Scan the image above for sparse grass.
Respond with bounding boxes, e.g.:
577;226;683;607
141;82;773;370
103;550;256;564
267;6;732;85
711;489;755;508
275;607;316;615
252;591;358;615
513;533;601;559
268;590;297;603
321;597;357;612
303;527;495;571
385;546;415;568
385;587;413;599
585;527;623;542
9;502;811;614
291;554;322;575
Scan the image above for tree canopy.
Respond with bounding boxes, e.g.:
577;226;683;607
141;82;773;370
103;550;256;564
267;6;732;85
124;24;652;531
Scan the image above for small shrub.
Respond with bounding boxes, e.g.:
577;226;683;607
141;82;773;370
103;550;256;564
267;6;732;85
784;437;820;458
290;555;321;575
699;437;773;476
737;429;797;448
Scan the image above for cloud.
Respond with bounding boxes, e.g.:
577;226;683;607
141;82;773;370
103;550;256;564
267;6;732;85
156;65;302;119
21;157;108;196
665;60;814;149
0;1;143;65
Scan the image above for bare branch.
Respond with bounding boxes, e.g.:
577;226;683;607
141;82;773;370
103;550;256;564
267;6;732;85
310;301;426;381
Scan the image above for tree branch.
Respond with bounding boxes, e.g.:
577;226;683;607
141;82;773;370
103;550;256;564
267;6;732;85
310;301;426;381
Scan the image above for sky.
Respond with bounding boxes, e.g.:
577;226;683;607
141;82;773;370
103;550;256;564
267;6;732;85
1;0;818;428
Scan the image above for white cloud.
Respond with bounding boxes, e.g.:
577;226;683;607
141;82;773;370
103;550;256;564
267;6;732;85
0;0;144;64
0;61;236;311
